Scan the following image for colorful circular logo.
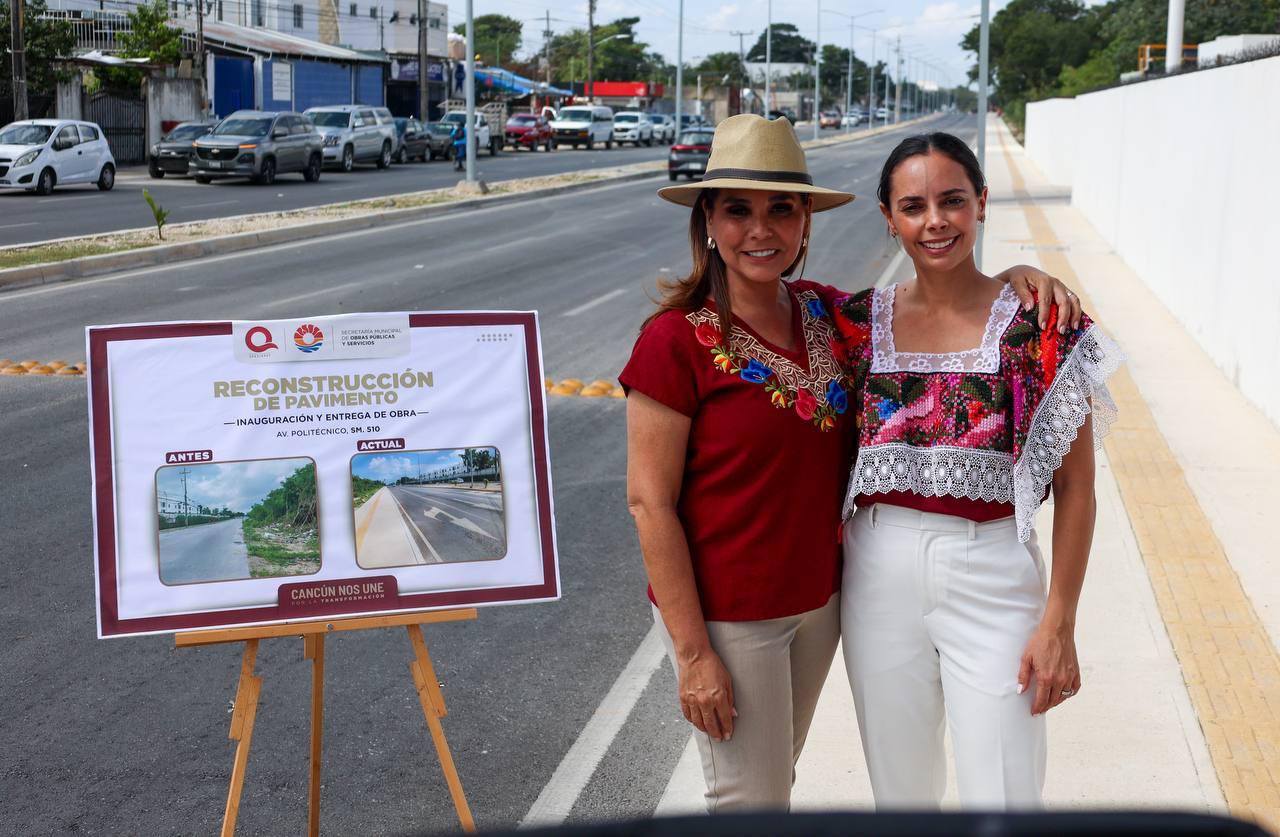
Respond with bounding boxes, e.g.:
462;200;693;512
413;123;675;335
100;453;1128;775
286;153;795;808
293;323;324;353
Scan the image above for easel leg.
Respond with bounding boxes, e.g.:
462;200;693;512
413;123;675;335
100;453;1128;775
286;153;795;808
304;634;325;837
406;624;476;833
222;639;263;837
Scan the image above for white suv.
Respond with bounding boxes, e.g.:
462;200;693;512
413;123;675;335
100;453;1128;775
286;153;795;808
550;105;614;150
612;112;654;147
0;119;116;195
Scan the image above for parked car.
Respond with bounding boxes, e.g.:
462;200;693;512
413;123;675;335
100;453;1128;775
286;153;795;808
305;105;395;171
874;106;889;121
767;109;797;124
549;105;614;150
819;110;842;129
148;121;217;178
392;117;430;162
441;111;500;156
677;113;708;132
612;112;654;146
840;110;866;127
424;122;457;161
668;128;714;181
0;119;116;195
503;112;554;151
191;111;323;185
648;113;676;144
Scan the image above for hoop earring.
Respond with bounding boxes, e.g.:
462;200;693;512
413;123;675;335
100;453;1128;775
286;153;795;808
707;236;717;250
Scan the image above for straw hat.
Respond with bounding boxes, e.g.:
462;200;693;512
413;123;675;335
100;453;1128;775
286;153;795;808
658;113;854;212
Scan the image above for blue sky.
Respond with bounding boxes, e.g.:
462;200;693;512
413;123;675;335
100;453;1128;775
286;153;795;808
352;449;479;483
445;0;1038;90
156;458;311;513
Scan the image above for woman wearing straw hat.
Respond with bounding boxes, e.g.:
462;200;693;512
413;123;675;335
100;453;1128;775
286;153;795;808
619;114;1078;811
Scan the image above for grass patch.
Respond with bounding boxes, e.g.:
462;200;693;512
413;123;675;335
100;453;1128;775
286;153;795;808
0;240;153;270
243;519;320;578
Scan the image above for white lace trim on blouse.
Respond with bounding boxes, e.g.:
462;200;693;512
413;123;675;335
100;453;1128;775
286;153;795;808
871;283;1023;374
845;324;1125;542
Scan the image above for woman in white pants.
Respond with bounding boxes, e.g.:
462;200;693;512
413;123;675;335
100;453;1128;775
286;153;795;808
831;132;1123;809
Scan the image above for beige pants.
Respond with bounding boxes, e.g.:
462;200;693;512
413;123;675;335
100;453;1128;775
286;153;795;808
653;594;840;812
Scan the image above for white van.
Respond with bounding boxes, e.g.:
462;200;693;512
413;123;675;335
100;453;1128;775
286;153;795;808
550;105;614;150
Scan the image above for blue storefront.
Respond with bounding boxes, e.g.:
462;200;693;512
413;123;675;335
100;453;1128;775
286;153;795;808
199;20;388;117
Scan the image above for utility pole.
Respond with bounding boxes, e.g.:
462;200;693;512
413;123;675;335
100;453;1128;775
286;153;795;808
894;36;902;124
11;0;29;121
731;29;749;115
544;10;552;88
586;0;595;101
418;0;429;118
1165;0;1186;72
179;467;192;527
976;0;990;269
196;0;207;115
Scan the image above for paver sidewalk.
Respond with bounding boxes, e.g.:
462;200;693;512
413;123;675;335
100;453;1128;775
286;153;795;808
654;115;1280;825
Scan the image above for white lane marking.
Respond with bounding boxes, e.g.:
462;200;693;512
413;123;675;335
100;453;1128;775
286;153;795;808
261;278;368;310
0;222;38;230
0;176;655;304
184;200;239;209
520;624;666;827
563;287;627;317
875;248;907;289
389;488;442;563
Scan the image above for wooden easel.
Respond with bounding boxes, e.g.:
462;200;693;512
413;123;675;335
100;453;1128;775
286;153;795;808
175;609;479;836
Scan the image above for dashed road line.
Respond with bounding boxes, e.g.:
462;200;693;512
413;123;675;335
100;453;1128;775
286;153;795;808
564;288;628;317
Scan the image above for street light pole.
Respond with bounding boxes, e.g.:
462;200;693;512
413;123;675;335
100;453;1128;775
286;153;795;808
766;0;772;112
465;0;476;182
867;29;876;128
813;0;821;141
675;0;683;138
587;0;596;100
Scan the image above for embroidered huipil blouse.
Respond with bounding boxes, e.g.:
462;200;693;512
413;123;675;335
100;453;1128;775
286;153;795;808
833;284;1123;542
619;280;855;621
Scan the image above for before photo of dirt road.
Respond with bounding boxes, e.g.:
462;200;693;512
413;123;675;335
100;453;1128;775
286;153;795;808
352;447;506;568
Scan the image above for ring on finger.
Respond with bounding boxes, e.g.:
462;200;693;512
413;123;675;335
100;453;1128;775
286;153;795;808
1060;688;1075;697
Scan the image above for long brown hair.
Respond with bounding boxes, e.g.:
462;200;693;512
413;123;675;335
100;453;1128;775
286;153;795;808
643;189;812;338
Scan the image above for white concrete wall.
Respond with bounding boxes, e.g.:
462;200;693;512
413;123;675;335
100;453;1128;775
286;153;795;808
1024;56;1280;428
146;77;203;147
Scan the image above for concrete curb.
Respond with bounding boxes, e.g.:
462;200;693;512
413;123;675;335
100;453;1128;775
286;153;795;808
0;168;663;293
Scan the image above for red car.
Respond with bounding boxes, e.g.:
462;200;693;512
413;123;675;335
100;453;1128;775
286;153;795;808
504;114;555;151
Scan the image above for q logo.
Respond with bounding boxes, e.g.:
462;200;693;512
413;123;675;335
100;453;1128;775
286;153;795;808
245;326;278;353
294;323;324;353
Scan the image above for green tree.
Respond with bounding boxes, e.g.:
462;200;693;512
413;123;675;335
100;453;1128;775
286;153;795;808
746;23;816;63
1055;50;1117;96
0;0;76;100
694;52;742;75
548;18;669;88
961;0;1100;105
119;0;184;63
1091;0;1279;77
455;14;523;68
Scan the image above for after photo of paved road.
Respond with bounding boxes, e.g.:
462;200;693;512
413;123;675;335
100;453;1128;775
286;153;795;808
352;447;506;567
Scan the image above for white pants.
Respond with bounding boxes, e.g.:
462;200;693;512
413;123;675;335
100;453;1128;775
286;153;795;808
653;594;840;812
841;504;1047;810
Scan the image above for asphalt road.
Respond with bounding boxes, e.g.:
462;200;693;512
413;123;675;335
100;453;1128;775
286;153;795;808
0;139;676;248
0;113;972;835
158;517;250;584
389;484;506;564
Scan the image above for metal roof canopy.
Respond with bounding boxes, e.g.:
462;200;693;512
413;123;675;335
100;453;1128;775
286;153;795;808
184;20;388;64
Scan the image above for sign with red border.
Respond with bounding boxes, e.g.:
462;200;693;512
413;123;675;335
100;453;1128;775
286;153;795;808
87;312;559;638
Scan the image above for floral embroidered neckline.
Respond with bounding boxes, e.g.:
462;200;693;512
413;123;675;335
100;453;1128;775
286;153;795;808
686;289;848;431
871;283;1022;374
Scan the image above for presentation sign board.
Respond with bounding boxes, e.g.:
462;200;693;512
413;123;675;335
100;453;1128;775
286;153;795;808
87;312;559;638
